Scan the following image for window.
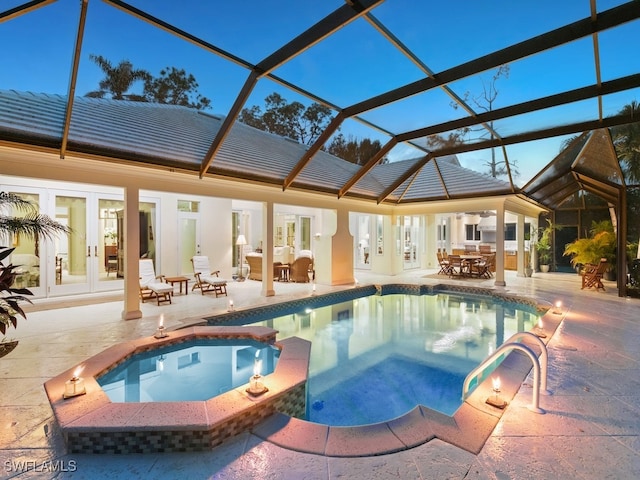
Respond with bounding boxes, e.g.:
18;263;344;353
504;222;531;241
466;224;480;241
505;223;516;241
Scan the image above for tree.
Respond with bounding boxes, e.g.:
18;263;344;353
426;65;518;179
239;93;333;145
326;134;388;165
86;55;211;110
611;100;640;184
143;66;211;111
85;54;150;101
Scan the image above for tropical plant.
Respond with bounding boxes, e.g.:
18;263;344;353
611;100;640;184
0;192;71;341
0;246;31;336
85;54;150;101
85;55;211;110
563;220;616;269
536;218;560;266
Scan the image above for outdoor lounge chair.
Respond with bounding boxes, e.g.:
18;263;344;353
191;256;229;296
139;259;173;305
581;258;608;291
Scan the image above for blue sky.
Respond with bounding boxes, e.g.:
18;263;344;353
2;0;639;185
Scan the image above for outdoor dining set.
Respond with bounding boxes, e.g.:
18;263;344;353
437;249;495;279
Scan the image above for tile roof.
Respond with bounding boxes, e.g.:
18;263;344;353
0;89;527;203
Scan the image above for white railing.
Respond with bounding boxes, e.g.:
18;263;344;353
461;332;551;414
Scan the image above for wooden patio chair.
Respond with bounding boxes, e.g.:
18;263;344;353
447;255;464;277
191;256;229;296
437;251;452;275
472;253;495;278
581;258;608;291
139;259;173;305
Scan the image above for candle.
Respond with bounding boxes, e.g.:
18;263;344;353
63;366;86;399
159;314;164;328
228;299;234;311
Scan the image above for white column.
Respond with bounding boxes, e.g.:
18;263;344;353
262;201;275;297
122;186;142;320
494;206;506;286
517;213;526;276
331;206;354;285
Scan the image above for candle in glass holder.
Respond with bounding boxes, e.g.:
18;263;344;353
64;366;86;399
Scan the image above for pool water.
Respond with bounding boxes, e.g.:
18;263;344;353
97;339;280;402
249;292;540;425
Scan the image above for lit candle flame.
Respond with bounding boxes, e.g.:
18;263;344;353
73;365;85;380
253;359;262;377
492;376;501;392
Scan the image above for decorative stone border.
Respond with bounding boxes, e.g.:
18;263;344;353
44;326;311;454
204;283;547;329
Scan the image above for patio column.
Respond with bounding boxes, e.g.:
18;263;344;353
261;201;275;297
517;214;526;276
494;206;506;286
122;186;142;320
330;206;354;285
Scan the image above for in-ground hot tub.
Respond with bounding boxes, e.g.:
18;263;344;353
97;338;281;403
44;326;310;454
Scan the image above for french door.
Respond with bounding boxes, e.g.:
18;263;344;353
403;215;421;269
178;210;201;276
355;215;372;269
48;190;126;296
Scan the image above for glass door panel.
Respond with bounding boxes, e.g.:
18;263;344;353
178;213;199;276
5;190;46;297
98;197;124;287
50;192;90;295
355;215;371;269
403;215;420;269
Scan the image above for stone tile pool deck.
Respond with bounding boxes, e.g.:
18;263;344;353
1;270;639;479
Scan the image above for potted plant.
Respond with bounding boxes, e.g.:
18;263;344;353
0;192;70;357
524;244;534;277
563;220;616;278
0;246;32;357
536;218;559;273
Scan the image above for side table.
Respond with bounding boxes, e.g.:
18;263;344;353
164;276;189;295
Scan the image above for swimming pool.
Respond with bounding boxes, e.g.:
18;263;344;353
221;288;542;425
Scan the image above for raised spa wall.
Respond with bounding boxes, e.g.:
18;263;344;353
44;326;311;454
